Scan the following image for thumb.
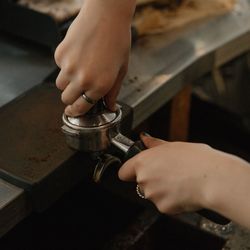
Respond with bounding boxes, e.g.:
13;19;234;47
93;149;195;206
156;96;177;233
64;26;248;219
140;133;166;148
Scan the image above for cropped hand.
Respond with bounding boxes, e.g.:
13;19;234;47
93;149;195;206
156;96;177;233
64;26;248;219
55;0;136;116
119;134;250;218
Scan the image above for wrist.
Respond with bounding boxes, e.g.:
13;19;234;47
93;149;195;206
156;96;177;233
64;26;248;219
201;152;250;214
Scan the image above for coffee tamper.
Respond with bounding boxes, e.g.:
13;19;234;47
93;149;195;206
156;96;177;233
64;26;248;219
62;100;145;181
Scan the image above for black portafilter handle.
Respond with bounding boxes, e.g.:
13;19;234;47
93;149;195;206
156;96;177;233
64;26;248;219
125;140;230;225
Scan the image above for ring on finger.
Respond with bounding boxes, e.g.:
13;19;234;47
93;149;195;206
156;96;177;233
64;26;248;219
82;92;97;105
136;184;146;199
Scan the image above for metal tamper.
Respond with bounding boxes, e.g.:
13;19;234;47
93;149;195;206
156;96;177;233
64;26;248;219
62;100;145;181
61;100;230;225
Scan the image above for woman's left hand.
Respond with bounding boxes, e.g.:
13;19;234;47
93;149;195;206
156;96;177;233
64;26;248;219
119;134;231;215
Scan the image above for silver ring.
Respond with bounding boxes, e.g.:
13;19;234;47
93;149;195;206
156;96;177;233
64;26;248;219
136;184;145;199
82;93;97;105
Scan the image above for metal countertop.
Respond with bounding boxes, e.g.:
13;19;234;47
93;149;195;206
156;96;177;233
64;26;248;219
0;35;55;108
120;0;250;128
0;0;250;237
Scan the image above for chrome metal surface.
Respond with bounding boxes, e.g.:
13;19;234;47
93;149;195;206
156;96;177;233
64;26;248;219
62;105;136;154
0;179;23;210
0;35;56;108
62;108;122;152
93;154;121;183
63;100;121;130
66;111;117;128
111;133;135;154
0;179;30;237
118;0;250;128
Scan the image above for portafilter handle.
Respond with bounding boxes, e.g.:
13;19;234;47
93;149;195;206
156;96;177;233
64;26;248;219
111;133;230;225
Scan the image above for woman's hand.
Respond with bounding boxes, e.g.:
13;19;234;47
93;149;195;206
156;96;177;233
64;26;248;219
55;0;136;116
119;135;218;214
119;134;250;229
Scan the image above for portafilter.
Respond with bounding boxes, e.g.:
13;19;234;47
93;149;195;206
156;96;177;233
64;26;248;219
62;99;145;181
61;100;230;225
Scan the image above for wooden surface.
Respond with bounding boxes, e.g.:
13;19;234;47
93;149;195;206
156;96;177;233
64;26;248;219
134;0;236;36
169;84;192;141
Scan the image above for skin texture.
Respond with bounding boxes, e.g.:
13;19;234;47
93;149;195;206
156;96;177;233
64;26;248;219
55;0;136;116
119;134;250;229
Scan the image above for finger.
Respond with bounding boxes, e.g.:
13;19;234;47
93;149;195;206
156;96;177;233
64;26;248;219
118;157;138;182
54;42;63;68
55;70;70;91
140;133;166;149
64;90;100;117
61;82;87;105
104;79;121;112
105;63;128;111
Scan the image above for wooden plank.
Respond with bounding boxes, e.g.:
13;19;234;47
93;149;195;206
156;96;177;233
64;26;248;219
169;84;192;141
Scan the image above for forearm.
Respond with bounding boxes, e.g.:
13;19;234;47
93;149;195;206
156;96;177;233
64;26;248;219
205;153;250;228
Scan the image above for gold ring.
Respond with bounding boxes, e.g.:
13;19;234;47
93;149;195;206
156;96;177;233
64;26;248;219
82;93;97;105
136;184;145;199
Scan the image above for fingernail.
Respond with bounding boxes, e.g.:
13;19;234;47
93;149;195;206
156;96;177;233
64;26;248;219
141;132;151;137
65;106;73;116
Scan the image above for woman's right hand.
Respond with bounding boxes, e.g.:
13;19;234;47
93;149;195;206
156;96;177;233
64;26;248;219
55;0;136;116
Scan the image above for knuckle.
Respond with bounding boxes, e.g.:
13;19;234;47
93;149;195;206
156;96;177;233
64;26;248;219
63;63;75;75
61;93;70;105
56;77;64;90
94;83;109;96
157;202;176;215
199;143;211;149
95;75;113;94
54;44;63;66
77;73;92;88
144;190;154;200
157;203;166;214
134;156;144;172
72;101;84;114
136;173;145;185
